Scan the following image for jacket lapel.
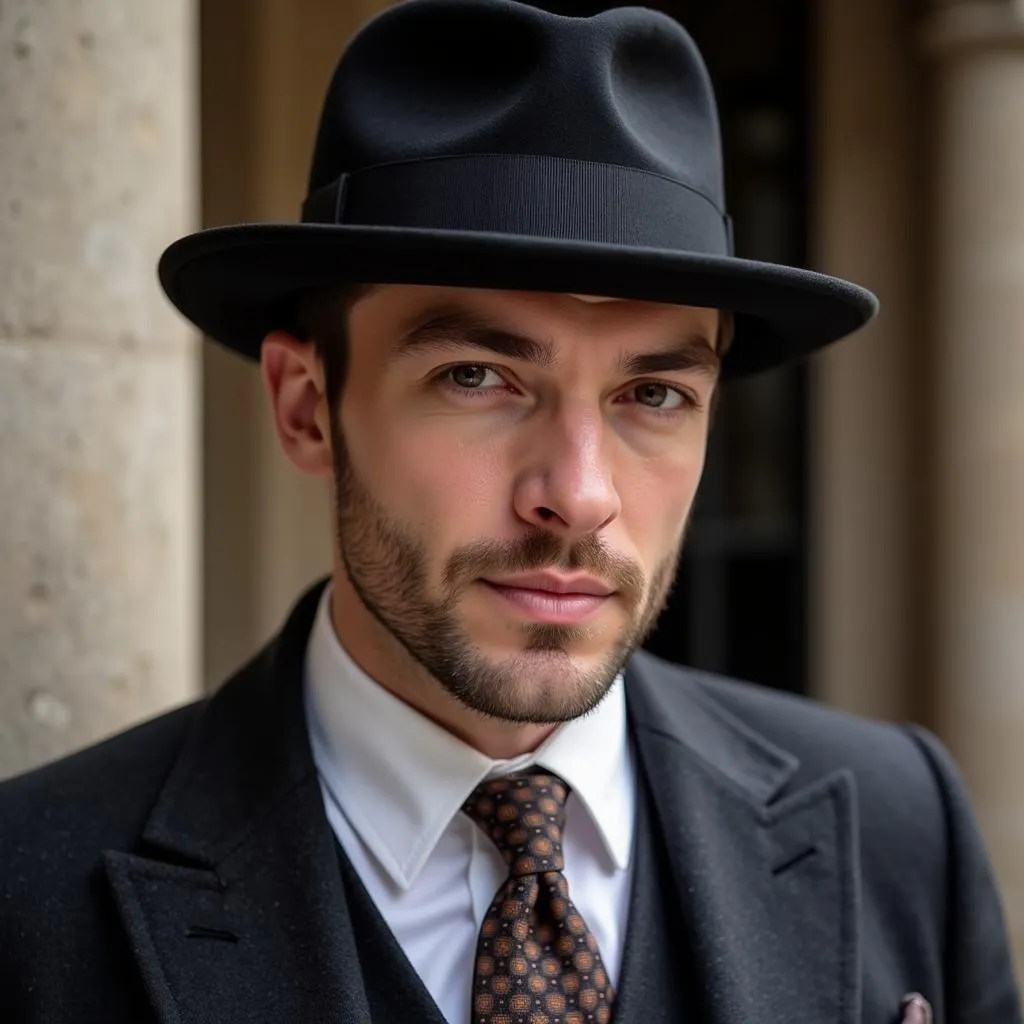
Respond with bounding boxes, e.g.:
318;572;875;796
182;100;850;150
104;583;371;1024
625;650;861;1024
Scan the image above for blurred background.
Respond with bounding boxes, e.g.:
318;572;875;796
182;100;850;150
1;0;1022;977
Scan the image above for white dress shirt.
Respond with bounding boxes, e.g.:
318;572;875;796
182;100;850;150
304;586;636;1024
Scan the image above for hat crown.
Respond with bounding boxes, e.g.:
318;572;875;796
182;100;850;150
308;0;724;212
157;0;877;378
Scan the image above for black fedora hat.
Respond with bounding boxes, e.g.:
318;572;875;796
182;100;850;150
159;0;877;378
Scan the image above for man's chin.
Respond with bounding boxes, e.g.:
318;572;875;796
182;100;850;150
442;649;621;725
457;682;614;727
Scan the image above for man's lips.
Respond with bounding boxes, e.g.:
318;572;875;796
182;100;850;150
481;572;615;597
479;574;614;624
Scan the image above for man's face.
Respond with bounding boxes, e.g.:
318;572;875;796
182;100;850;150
330;285;719;725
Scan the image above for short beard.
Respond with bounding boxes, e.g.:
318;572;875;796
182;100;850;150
330;420;682;725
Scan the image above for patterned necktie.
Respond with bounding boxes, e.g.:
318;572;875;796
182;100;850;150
463;770;615;1024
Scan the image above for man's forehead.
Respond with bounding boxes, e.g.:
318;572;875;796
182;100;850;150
356;283;716;325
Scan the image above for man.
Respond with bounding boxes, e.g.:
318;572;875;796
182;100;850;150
0;1;1019;1021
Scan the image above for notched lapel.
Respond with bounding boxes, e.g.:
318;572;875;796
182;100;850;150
104;583;371;1024
757;769;860;1024
103;799;370;1024
626;653;861;1024
104;852;228;1024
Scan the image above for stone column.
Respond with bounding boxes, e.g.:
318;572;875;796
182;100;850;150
811;0;927;721
0;1;199;777
202;0;394;688
923;0;1024;968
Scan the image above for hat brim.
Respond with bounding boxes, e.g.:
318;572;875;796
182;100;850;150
158;223;877;378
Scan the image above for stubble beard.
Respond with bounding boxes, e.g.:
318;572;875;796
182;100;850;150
331;425;683;725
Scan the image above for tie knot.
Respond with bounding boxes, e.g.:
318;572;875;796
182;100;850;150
463;770;569;876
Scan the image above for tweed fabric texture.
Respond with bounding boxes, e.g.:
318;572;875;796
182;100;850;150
463;771;615;1024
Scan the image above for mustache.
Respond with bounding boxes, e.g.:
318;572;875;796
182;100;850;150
443;531;646;605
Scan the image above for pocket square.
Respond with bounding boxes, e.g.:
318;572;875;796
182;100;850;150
900;993;933;1023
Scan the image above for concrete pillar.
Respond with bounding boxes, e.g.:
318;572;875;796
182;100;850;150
201;0;395;688
0;1;199;777
922;0;1024;969
810;0;927;721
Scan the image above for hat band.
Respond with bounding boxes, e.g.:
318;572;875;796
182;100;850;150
301;153;733;256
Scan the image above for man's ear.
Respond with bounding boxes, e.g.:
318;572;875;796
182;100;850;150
260;330;334;478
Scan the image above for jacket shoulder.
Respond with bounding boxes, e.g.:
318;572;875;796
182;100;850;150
0;703;207;1018
633;647;934;789
0;700;202;857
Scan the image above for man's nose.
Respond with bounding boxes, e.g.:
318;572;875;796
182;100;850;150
512;411;621;540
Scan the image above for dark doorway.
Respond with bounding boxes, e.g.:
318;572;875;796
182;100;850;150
530;0;813;695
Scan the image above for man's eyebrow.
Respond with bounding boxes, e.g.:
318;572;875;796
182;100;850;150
618;340;720;380
392;309;720;378
391;311;556;367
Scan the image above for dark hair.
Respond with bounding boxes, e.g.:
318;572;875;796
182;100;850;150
294;282;378;404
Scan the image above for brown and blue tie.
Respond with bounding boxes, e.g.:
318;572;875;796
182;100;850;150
463;770;615;1024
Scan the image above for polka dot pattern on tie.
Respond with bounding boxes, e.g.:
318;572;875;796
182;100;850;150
463;770;615;1024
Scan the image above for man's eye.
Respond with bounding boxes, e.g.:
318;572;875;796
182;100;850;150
448;365;503;389
632;383;689;410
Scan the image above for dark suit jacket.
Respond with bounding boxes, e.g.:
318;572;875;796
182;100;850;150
0;583;1019;1023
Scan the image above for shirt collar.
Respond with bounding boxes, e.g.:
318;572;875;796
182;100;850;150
304;585;634;890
